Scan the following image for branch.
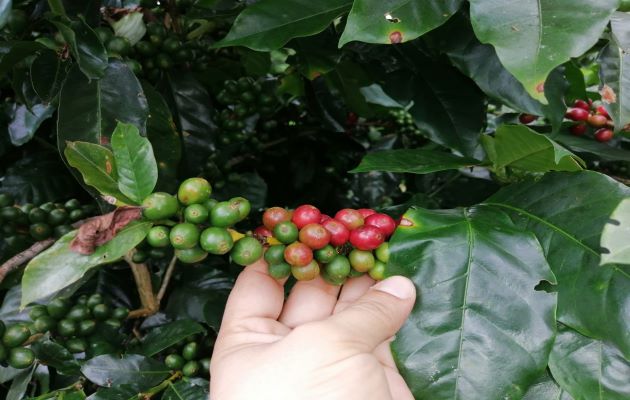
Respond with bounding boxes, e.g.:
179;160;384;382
157;255;177;304
125;251;159;319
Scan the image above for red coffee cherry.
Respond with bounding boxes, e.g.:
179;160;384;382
569;124;587;136
565;108;589;121
364;213;396;237
349;225;385;251
334;209;364;230
319;214;332;223
284;242;314;267
262;207;291;230
594;128;613;142
518;114;537;124
573;99;590;111
322;219;350;247
357;208;377;218
596;105;610;119
587;114;608;128
291;204;321;229
298;223;331;249
253;225;273;239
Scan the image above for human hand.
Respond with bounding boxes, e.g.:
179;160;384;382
210;259;416;400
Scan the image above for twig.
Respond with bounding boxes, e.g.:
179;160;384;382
138;372;182;399
157;255;177;304
125;251;159;319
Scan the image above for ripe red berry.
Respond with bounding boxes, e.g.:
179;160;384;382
594;128;614;142
291;205;321;229
322;219;350;247
262;207;291;230
518;114;537;124
298;223;331;249
357;208;376;218
573;99;590;111
364;213;396;237
284;242;313;267
565;108;590;121
319;214;332;223
253;225;273;239
569;124;587;136
349;225;385;251
596;106;610;119
587;114;608;128
334;209;364;230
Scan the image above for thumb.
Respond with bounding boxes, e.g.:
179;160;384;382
327;276;416;351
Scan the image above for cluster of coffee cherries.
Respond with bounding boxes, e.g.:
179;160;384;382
0;194;96;253
0;321;36;369
254;206;396;284
162;334;212;378
139;177;263;266
565;99;614;142
215;77;280;146
390;109;423;138
27;294;129;357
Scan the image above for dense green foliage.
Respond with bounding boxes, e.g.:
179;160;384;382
0;0;629;399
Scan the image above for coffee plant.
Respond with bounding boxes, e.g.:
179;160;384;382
0;0;629;399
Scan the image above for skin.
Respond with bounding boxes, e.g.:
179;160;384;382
210;259;416;400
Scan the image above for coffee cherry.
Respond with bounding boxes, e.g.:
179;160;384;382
184;204;209;224
28;305;48;320
77;320;97;336
48;209;68;226
348;249;376;273
209;201;241;227
69;209;84;222
321;268;347;286
165;354;185;370
596;106;610;119
587;114;608;128
327;255;351;279
573;99;590;111
200;227;233;255
66;305;90;321
268;262;291;279
349;226;385;251
33;316;55;333
284;242;313;267
357;209;376;218
132;249;149;263
104;318;123;330
57;319;77;337
565;108;589;121
175;247;208;264
2;324;30;348
291;205;321;229
334;209;364;230
182;342;199;360
570;123;587;136
518;114;537;124
262;207;291;230
147;226;170;247
170;223;200;249
229;197;251;221
319;214;332;223
29;223;52;240
87;294;104;309
92;304;111;320
149;248;168;259
66;338;88;353
8;347;35;369
291;260;320;281
273;221;299;244
364;213;396;237
298;223;331;250
107;37;132;56
264;245;286;265
594;128;614;142
47;298;71;319
0;193;14;207
314;244;336;263
112;307;129;320
178;178;212;205
28;208;47;223
87;340;116;358
375;243;390;263
182;360;200;377
143;192;179;220
322;219;350;247
369;260;386;280
231;237;263;266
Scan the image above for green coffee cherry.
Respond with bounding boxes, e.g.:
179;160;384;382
165;353;185;370
8;347;35;369
2;324;31;348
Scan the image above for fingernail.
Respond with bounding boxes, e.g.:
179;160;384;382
372;276;415;299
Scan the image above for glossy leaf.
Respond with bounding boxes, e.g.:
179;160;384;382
339;0;462;46
110;122;158;204
88;384;138;400
6;366;35;400
600;198;630;266
81;354;169;390
64;141;134;206
140;319;205;357
388;206;557;399
485;125;584;172
215;0;352;51
8;103;54;146
549;325;630;400
30;50;66;102
52;18;107;79
0;41;45;77
486;171;630;358
523;370;573;400
556;134;630;162
0;0;11;29
31;340;81;376
468;0;618;102
599;12;630;133
21;222;152;307
350;149;481;174
162;380;210;400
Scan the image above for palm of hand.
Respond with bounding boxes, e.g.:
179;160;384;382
210;260;415;400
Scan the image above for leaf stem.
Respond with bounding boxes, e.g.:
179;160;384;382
157;255;178;304
139;372;182;399
125;250;159;318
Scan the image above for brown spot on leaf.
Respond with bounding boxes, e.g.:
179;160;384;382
600;85;617;104
399;217;414;227
70;206;142;255
105;159;113;175
535;82;545;93
389;31;403;44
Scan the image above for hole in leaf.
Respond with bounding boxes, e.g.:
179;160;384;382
384;13;401;23
534;280;557;293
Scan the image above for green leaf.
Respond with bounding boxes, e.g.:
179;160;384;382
339;0;463;46
142;82;182;193
21;222;152;307
350;149;481;174
0;41;45;77
31;340;81;376
110;11;146;45
64;141;134;206
599;12;630;133
110;122;158;204
359;84;405;109
468;0;618;102
88;384;138;400
600;198;630;266
162;380;210;400
6;365;35;400
549;324;630;400
388;207;557;399
8;103;54;146
140;319;205;357
52;18;108;79
0;0;11;29
485;171;630;358
30;50;66;102
523;370;574;400
214;0;352;51
485;125;584;172
556;134;630;162
81;354;169;390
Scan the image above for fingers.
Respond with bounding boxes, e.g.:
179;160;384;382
220;259;286;330
333;274;375;314
384;367;415;400
279;276;341;328
326;276;416;351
